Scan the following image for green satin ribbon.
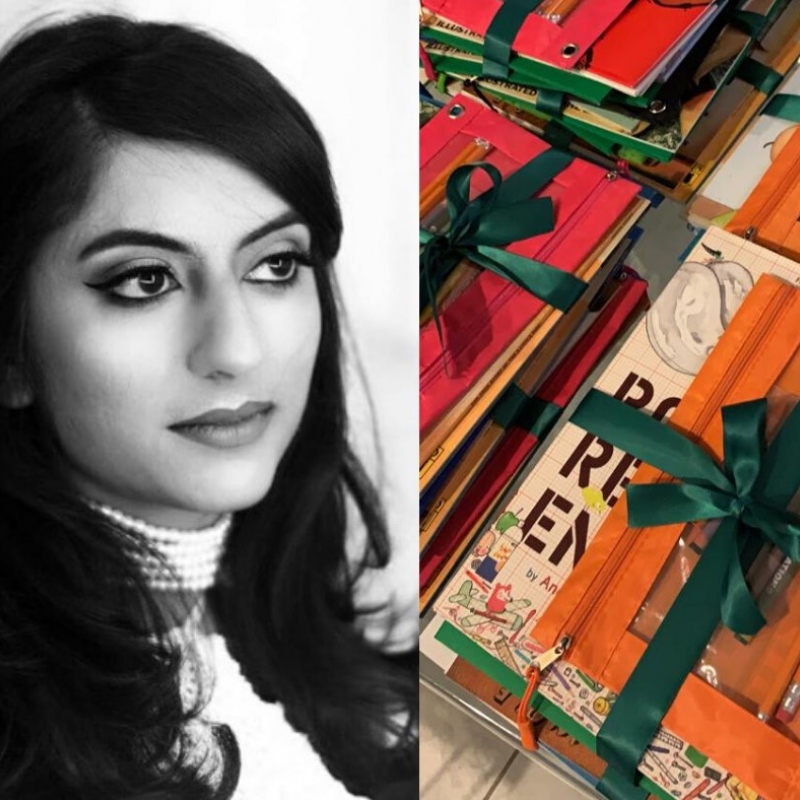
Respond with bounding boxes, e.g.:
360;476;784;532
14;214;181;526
731;10;768;39
491;383;561;439
483;0;544;80
419;152;587;343
569;389;800;800
764;93;800;124
536;89;565;119
736;57;783;96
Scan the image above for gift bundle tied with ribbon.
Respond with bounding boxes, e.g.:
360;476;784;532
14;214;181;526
555;388;800;800
419;149;588;348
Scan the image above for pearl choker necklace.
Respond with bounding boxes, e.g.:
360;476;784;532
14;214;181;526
87;501;233;592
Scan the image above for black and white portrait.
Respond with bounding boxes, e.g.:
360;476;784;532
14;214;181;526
0;1;417;798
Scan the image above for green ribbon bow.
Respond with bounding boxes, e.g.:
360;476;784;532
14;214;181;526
419;151;587;347
569;390;800;800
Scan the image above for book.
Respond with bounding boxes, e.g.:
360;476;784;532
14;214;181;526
429;227;799;800
433;228;800;668
532;273;800;800
420;264;649;611
689;64;800;228
435;624;760;800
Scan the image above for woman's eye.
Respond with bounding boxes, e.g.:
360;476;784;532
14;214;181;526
86;266;181;303
115;269;178;299
246;252;307;285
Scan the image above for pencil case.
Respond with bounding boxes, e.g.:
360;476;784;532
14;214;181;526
419;200;648;494
726;125;800;262
419;95;639;435
421;0;632;74
534;273;800;800
421;0;731;100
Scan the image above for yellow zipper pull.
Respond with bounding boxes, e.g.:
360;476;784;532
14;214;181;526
517;636;572;750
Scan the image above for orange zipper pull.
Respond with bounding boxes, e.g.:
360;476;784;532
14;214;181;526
517;664;543;750
516;636;571;751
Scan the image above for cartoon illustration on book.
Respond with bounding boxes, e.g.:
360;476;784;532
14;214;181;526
469;530;496;570
646;260;752;375
700;67;800;215
448;580;531;631
474;511;524;581
768;124;800;162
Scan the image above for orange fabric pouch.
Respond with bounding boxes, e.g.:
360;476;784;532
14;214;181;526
535;274;800;800
726;126;800;262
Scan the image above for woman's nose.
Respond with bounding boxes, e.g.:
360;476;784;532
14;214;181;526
186;283;264;380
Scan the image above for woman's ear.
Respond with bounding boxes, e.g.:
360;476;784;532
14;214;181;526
0;363;33;408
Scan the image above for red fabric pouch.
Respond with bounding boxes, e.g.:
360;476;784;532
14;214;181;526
419;95;640;434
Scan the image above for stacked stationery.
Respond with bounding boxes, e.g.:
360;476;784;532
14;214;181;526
420;0;800;200
419;95;653;614
420;265;649;611
430;227;800;800
420;94;647;488
532;272;800;800
724;123;800;260
688;64;800;229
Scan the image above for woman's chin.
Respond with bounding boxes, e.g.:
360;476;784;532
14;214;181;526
172;477;275;522
77;468;277;530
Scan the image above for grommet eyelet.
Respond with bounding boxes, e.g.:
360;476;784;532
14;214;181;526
648;99;667;115
448;104;465;119
561;43;578;58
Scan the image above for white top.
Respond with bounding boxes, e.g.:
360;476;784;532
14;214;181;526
201;632;367;800
88;499;413;798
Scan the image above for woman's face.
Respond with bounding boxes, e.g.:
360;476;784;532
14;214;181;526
23;140;322;528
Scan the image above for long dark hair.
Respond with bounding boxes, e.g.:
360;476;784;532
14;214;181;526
0;14;416;799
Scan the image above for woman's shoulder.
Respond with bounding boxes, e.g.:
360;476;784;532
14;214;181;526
204;633;368;800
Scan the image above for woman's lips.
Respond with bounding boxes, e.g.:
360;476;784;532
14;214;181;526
169;401;274;449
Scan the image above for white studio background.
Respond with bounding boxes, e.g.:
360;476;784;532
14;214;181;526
0;1;419;620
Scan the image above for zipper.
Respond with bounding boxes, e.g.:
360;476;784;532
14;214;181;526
550;283;796;655
740;144;800;243
517;636;572;750
420;169;614;390
535;635;572;671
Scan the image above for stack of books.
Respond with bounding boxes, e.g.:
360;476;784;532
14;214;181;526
419;95;651;609
430;227;800;800
420;0;800;201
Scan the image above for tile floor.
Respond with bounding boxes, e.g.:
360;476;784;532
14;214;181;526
420;683;599;800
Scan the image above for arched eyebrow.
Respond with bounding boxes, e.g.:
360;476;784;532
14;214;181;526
77;210;305;261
